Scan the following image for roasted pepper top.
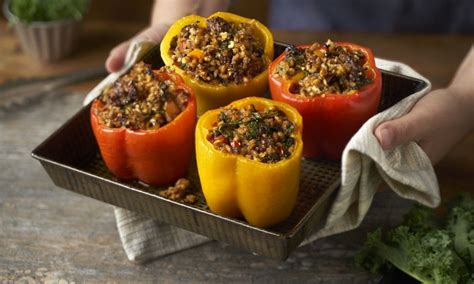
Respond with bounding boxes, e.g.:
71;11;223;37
206;104;296;163
273;40;372;96
95;62;190;130
169;16;267;85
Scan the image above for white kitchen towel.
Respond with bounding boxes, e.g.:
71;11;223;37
84;41;439;262
305;58;439;242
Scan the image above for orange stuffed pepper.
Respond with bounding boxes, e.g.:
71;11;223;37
90;62;196;185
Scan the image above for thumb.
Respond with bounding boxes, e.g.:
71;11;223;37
374;113;419;150
105;40;131;73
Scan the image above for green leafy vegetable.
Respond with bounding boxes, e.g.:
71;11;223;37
356;194;474;283
9;0;89;23
447;194;474;269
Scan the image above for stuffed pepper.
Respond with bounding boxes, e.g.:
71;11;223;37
195;97;303;228
269;40;382;160
161;12;274;114
90;62;196;185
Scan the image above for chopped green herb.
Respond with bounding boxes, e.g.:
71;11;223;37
207;104;296;163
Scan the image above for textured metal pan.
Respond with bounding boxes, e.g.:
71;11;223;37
32;42;427;260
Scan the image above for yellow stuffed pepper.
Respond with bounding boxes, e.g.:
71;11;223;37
195;97;303;228
160;12;274;115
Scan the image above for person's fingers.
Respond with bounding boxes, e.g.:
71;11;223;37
374;88;471;165
375;112;421;150
105;26;167;73
135;26;167;43
105;40;131;73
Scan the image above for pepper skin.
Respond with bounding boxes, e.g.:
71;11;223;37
90;71;196;185
269;42;382;160
195;97;303;228
160;11;274;115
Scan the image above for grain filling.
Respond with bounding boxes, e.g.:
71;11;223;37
95;62;189;130
207;104;296;163
170;16;267;85
159;178;197;205
274;40;372;96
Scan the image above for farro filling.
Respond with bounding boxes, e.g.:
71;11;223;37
273;40;372;96
170;16;267;85
207;104;296;163
95;62;189;130
159;178;197;205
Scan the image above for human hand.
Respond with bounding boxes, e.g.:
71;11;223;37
374;87;473;165
375;46;474;165
105;25;168;73
104;0;231;73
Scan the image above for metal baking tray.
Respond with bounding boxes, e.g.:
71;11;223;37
32;42;427;260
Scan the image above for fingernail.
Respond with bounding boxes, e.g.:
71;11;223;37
378;128;393;149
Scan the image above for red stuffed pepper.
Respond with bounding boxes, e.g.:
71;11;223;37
269;40;382;160
90;62;196;185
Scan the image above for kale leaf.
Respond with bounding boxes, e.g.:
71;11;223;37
356;194;474;283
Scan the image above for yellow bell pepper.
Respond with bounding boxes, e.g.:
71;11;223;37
160;12;274;115
195;97;303;228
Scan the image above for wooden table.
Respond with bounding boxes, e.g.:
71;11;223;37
1;20;473;282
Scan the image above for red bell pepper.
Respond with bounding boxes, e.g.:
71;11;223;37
90;70;196;185
269;42;382;160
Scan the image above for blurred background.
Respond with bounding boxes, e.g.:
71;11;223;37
1;0;473;147
82;0;269;24
0;0;268;23
1;0;473;84
0;0;269;83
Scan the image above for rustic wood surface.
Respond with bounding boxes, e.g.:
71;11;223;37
1;20;473;283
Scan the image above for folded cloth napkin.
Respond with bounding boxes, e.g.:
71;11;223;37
84;41;440;262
